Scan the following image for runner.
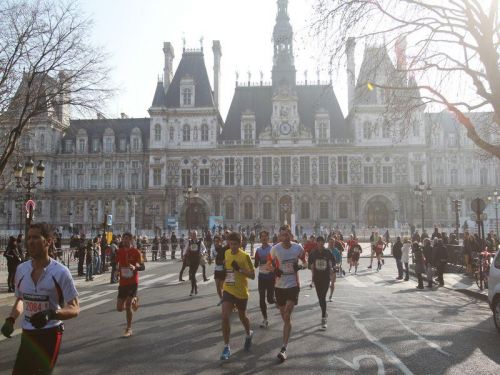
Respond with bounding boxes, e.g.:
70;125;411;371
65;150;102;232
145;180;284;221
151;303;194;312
220;232;255;360
116;232;144;337
185;230;207;296
308;236;336;330
1;223;79;374
350;242;362;275
254;230;275;328
327;237;340;302
374;237;387;271
270;225;307;362
211;234;227;306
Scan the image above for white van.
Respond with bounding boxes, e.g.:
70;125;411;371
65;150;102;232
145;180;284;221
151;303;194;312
488;249;500;333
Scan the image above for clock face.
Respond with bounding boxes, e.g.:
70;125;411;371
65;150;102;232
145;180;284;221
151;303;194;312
280;122;291;135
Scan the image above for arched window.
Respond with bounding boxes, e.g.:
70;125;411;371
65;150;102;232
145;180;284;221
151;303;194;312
169;127;175;141
40;134;45;148
465;168;474;185
182;88;192;106
363;121;372;139
193;126;198;141
182;124;190;142
201;124;209;141
154;124;161;141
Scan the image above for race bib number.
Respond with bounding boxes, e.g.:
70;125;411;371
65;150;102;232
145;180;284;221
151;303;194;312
282;261;295;275
190;244;198;251
24;294;50;320
225;270;235;285
121;267;134;279
315;259;328;271
259;263;272;274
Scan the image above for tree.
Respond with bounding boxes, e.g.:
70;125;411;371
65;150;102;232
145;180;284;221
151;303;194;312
311;0;500;158
0;0;112;178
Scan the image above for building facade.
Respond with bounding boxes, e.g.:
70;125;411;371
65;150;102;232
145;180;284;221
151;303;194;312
1;0;499;236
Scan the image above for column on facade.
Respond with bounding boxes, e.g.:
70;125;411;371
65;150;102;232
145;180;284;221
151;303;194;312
56;200;61;226
83;200;88;227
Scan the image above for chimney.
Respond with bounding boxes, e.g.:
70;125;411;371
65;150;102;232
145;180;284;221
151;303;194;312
212;40;222;110
163;42;175;93
346;37;356;112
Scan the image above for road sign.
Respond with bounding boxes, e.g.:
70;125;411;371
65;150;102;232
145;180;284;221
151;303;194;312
107;214;113;226
471;198;485;214
25;199;36;213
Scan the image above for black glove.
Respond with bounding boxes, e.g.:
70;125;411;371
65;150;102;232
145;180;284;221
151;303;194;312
30;310;56;329
275;268;283;277
1;317;14;338
231;260;240;272
293;262;305;272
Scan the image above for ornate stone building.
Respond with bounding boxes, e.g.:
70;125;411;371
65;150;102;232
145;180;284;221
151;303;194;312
1;0;499;235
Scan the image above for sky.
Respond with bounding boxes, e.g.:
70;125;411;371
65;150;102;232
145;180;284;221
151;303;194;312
79;0;350;120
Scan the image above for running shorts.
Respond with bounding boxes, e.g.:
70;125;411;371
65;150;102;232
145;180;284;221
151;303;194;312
13;325;64;374
275;286;300;306
118;284;138;299
222;291;248;311
214;270;226;281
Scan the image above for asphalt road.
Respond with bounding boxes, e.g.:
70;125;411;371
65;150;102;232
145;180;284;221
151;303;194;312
0;257;499;374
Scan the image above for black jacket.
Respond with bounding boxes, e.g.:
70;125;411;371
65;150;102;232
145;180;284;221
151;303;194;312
434;244;448;264
392;241;402;259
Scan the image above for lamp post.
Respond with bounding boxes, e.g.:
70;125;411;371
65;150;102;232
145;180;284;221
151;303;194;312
13;158;45;242
102;200;110;235
451;199;462;239
149;204;160;236
16;196;24;234
183;185;199;231
68;210;73;235
89;205;97;237
6;209;11;231
487;190;499;238
414;180;432;234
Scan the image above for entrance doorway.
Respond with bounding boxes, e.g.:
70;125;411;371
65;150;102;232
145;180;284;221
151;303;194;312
366;197;390;228
182;200;209;231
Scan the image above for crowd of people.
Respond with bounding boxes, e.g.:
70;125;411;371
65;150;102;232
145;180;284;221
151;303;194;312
2;221;499;373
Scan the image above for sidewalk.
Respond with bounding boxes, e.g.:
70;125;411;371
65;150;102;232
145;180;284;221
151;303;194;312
0;261;108;304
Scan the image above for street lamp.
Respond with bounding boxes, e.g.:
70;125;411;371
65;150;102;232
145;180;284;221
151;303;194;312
487;190;500;238
183;185;199;231
149;204;160;236
89;205;97;236
102;200;110;236
414;180;432;234
13;157;45;241
68;210;73;235
451;199;462;239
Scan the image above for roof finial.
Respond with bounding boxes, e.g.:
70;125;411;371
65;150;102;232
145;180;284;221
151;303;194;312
304;70;308;85
247;70;251;86
316;68;320;84
260;70;264;86
235;71;239;87
182;34;186;52
200;36;204;51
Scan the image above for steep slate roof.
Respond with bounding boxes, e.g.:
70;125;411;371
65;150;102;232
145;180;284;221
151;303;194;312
151;81;167;107
221;84;351;141
355;46;397;105
64;118;150;145
159;51;215;108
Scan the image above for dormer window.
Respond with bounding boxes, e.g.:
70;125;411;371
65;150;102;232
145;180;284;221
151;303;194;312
154;124;161;141
182;88;192;106
78;139;85;153
65;140;73;153
318;122;328;139
180;75;195;108
169;127;175;141
243;123;253;141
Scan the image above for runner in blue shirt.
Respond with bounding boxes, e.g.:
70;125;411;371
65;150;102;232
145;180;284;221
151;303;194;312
254;231;275;328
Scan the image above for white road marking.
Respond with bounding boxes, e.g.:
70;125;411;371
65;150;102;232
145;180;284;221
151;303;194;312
79;290;116;303
80;298;113;311
344;276;368;288
352;314;414;375
333;355;385;375
383;305;450;356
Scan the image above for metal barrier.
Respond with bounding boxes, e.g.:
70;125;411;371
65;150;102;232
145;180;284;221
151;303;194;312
446;244;465;273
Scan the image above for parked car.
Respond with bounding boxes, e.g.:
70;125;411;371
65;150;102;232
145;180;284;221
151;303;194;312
488;247;500;333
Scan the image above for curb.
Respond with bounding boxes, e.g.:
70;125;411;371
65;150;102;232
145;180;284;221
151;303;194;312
408;266;488;302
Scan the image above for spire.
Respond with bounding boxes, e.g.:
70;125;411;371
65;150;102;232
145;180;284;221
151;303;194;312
272;0;296;88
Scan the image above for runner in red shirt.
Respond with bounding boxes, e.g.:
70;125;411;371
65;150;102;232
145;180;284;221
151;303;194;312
116;232;144;337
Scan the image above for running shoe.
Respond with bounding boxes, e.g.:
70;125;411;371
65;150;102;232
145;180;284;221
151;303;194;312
244;330;254;351
217;299;223;306
260;319;269;328
342;270;346;276
277;347;287;362
123;328;133;337
321;318;327;330
328;297;333;302
220;346;231;360
367;265;372;269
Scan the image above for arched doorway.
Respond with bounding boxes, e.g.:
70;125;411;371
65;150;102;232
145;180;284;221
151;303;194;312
365;196;391;228
182;198;209;231
279;195;292;225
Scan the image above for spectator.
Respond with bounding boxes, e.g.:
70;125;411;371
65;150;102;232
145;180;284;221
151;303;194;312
413;242;425;289
4;236;23;292
422;238;434;288
402;237;411;281
392;237;403;280
434;239;448;286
